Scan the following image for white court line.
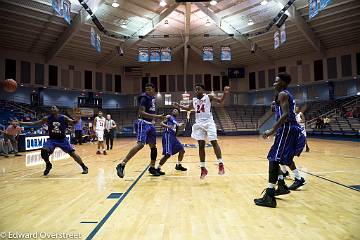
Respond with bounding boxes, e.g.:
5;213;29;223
309;149;360;159
10;170;360;181
142;170;360;178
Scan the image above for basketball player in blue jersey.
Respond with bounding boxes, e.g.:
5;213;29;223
254;72;305;208
16;106;88;176
116;83;166;178
156;108;187;175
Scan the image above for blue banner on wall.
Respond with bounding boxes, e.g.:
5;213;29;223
320;0;332;10
63;0;71;24
138;47;149;62
220;46;231;61
203;46;213;61
160;47;172;62
95;34;101;53
149;47;161;62
52;0;63;16
91;27;96;48
309;0;319;20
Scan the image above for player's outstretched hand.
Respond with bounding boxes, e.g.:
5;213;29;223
262;129;274;139
157;114;167;121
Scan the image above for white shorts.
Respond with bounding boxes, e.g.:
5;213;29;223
96;130;104;141
191;121;217;142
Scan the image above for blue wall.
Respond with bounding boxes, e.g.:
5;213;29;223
0;87;32;104
102;93;134;108
1;86;136;108
42;89;80;107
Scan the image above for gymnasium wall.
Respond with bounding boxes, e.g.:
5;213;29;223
234;43;360;105
1;43;359;108
0;47;123;93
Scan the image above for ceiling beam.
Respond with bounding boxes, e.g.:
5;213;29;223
45;9;86;62
194;2;270;63
275;0;326;58
96;2;179;68
184;2;191;87
216;0;262;19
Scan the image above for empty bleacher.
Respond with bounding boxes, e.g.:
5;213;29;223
307;96;360;136
224;105;269;130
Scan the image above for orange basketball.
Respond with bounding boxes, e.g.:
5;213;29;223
3;79;18;93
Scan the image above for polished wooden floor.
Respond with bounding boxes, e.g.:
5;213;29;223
0;136;359;240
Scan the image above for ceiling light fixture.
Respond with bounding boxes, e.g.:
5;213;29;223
164;19;169;27
248;19;254;26
260;0;268;5
160;0;167;7
210;0;218;5
112;0;119;8
205;19;211;26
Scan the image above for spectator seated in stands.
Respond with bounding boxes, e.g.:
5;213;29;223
0;131;4;155
26;128;36;135
353;107;359;119
315;117;324;129
323;116;331;127
345;109;353;118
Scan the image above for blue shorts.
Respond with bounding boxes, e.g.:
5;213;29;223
43;138;74;154
134;120;156;145
267;123;305;165
162;132;184;156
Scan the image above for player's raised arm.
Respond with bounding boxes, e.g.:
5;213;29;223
16;117;48;126
208;86;230;104
64;115;79;125
173;102;193;112
263;91;289;138
64;109;81;125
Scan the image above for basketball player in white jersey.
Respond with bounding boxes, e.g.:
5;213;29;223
295;107;310;152
174;85;230;179
94;110;106;155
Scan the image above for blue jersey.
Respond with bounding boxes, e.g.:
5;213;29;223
138;93;156;122
164;115;179;135
47;114;67;140
274;89;297;125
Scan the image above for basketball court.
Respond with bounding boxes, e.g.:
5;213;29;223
0;137;359;239
1;0;360;239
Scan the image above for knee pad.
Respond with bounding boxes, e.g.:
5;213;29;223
150;147;157;160
41;148;50;160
